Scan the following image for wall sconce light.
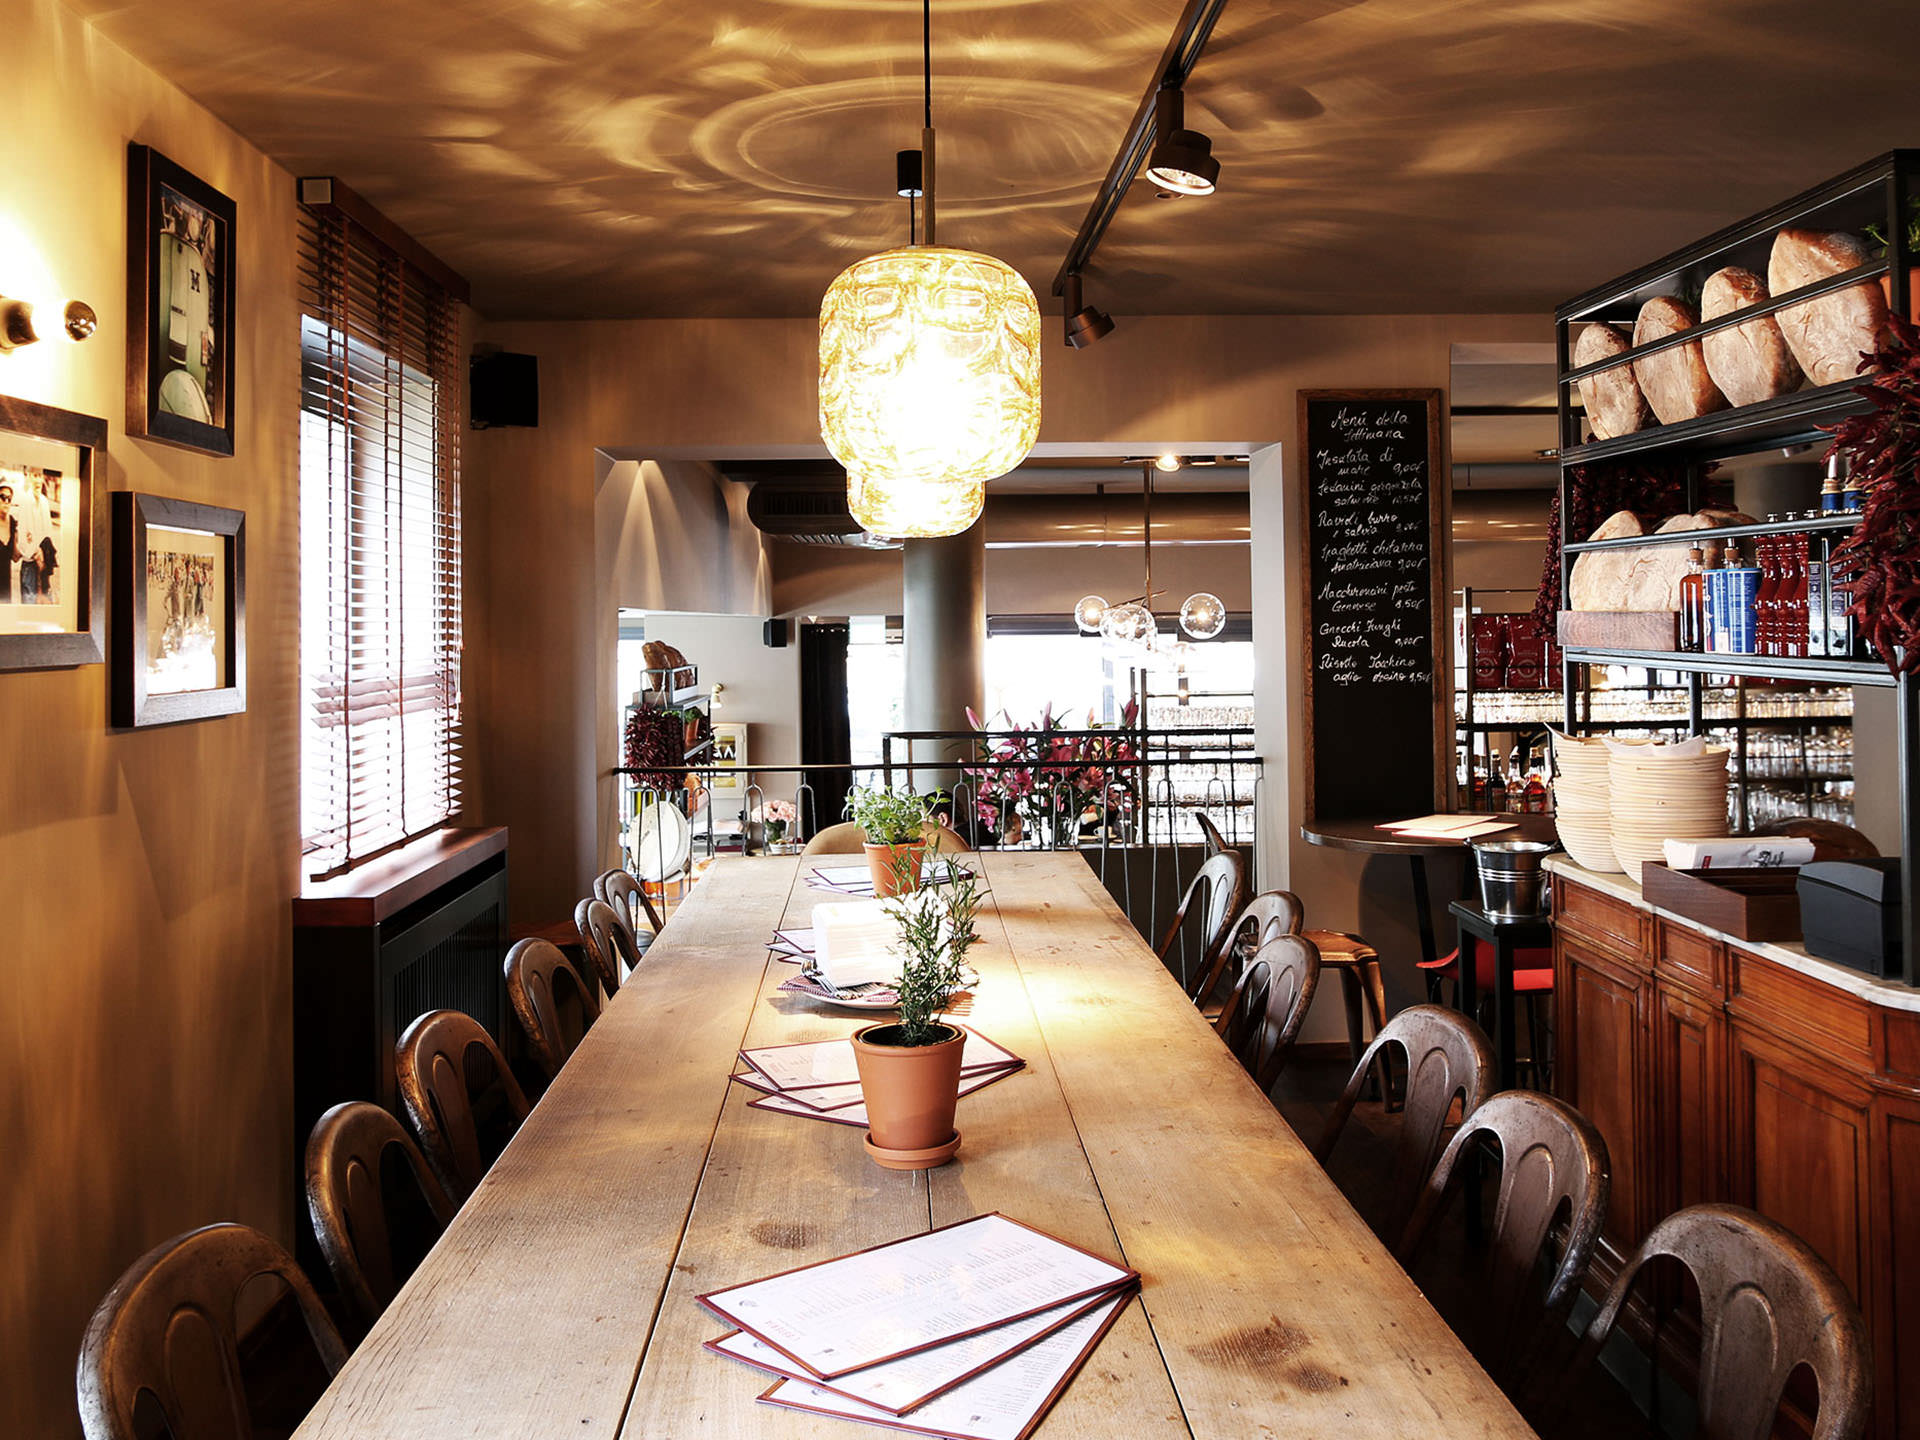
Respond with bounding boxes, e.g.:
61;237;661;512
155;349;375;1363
1063;273;1113;350
1145;85;1219;196
0;295;97;352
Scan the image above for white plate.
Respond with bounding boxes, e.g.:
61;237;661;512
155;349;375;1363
634;799;692;881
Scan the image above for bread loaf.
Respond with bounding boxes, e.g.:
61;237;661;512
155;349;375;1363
1769;229;1888;385
1573;322;1649;440
1569;511;1646;611
1700;266;1802;407
1620;514;1715;611
1633;297;1727;425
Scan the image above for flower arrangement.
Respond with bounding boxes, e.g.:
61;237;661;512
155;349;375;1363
756;797;797;843
1830;313;1920;675
963;702;1141;845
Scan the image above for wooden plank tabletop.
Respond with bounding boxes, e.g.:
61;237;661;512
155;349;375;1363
294;852;1534;1439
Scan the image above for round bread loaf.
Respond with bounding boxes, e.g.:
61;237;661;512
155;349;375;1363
1632;297;1727;425
1769;229;1888;385
1700;266;1802;407
1572;322;1649;440
1568;510;1646;611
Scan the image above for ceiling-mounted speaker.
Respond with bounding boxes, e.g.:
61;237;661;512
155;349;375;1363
764;619;790;649
471;350;539;429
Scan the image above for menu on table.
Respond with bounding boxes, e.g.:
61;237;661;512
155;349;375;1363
737;1030;1020;1097
743;1064;1021;1126
706;1291;1111;1414
698;1213;1136;1378
758;1291;1133;1440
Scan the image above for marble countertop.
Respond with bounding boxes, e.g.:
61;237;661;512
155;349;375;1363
1545;854;1920;1013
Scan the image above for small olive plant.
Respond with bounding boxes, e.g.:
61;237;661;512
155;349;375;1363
845;785;940;845
882;846;983;1046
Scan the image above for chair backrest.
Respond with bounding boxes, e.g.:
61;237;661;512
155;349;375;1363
1223;889;1304;980
1194;811;1229;857
922;821;972;854
1214;934;1320;1092
1155;850;1248;1002
504;938;601;1081
575;896;641;995
1314;1004;1496;1240
801;820;867;855
1577;1203;1870;1440
593;866;663;937
304;1102;457;1339
394;1009;531;1204
77;1222;347;1440
1399;1090;1610;1383
1751;817;1880;861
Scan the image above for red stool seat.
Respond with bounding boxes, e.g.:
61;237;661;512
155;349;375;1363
1418;938;1554;992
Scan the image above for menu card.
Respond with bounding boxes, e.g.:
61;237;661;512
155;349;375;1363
697;1213;1136;1378
736;1031;1021;1101
1377;814;1516;840
744;1064;1020;1128
768;926;816;961
710;1288;1125;1417
758;1290;1133;1440
808;860;974;895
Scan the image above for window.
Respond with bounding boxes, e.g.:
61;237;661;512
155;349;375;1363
298;202;462;876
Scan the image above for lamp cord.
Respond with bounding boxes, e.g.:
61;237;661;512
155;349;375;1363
923;0;932;128
1141;461;1154;603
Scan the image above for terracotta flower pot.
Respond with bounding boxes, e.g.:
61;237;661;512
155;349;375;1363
852;1021;966;1162
864;840;927;898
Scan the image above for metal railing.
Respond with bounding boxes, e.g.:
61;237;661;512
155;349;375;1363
613;729;1261;979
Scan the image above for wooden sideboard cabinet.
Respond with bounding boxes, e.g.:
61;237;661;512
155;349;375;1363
1551;864;1920;1439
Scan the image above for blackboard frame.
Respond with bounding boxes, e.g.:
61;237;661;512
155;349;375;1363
1297;388;1448;824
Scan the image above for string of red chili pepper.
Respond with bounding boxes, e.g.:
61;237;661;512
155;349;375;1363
1828;313;1920;676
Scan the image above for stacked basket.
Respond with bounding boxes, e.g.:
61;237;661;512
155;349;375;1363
1607;741;1731;883
1550;732;1621;872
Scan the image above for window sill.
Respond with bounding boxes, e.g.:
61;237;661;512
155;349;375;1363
294;826;507;927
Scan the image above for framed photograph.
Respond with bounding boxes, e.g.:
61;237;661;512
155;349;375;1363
112;492;246;727
127;144;236;456
710;721;748;791
0;395;107;671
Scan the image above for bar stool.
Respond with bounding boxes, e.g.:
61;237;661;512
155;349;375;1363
1422;923;1554;1091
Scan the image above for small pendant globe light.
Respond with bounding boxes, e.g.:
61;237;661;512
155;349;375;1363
1073;594;1109;634
1179;591;1227;640
818;0;1042;538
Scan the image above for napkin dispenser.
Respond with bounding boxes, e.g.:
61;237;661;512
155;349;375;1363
812;900;905;988
1797;858;1903;978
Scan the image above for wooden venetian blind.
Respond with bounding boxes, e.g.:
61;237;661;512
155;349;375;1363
297;184;465;877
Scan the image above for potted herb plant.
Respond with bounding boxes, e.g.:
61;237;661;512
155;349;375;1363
851;855;982;1168
845;785;938;897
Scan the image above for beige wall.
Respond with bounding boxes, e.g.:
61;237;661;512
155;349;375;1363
468;312;1547;968
2;1;302;1433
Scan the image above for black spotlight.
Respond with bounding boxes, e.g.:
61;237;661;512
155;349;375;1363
895;149;924;198
1063;273;1114;349
1145;85;1219;196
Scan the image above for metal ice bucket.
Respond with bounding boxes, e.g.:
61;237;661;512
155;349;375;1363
1473;839;1554;919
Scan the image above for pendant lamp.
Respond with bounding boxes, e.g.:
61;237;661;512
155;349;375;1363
818;0;1041;538
1078;460;1228;651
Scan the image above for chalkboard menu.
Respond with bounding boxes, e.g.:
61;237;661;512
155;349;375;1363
1298;390;1446;823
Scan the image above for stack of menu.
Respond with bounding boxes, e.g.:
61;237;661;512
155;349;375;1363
808;860;973;896
702;1213;1138;1440
732;1033;1022;1129
766;926;814;962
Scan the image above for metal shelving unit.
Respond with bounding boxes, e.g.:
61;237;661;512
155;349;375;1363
1553;150;1917;984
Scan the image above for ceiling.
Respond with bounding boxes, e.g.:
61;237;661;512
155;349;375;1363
70;0;1920;320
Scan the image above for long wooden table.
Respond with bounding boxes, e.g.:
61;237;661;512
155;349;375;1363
293;852;1534;1438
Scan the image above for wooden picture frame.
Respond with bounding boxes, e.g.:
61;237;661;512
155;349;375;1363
0;394;107;671
127;143;237;456
1296;388;1447;823
112;492;246;727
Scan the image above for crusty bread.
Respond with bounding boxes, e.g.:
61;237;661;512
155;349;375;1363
1573;322;1649;440
1569;510;1646;611
1769;229;1888;385
1700;266;1802;407
1633;297;1727;425
1620;514;1715;611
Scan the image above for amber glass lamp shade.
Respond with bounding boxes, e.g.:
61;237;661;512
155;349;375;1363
820;246;1042;538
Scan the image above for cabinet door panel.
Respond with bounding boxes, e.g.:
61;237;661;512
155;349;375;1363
1561;938;1649;1248
1653;979;1725;1216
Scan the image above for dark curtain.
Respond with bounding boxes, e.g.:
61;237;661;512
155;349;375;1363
798;621;853;838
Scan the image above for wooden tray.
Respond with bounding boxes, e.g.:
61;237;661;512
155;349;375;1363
1557;610;1679;651
1640;862;1802;943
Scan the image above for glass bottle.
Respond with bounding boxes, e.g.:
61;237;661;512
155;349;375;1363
1523;753;1549;814
1807;536;1829;658
1821;452;1846;513
1722;544;1759;656
1679;547;1707;653
1752;534;1781;657
1783;535;1809;660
